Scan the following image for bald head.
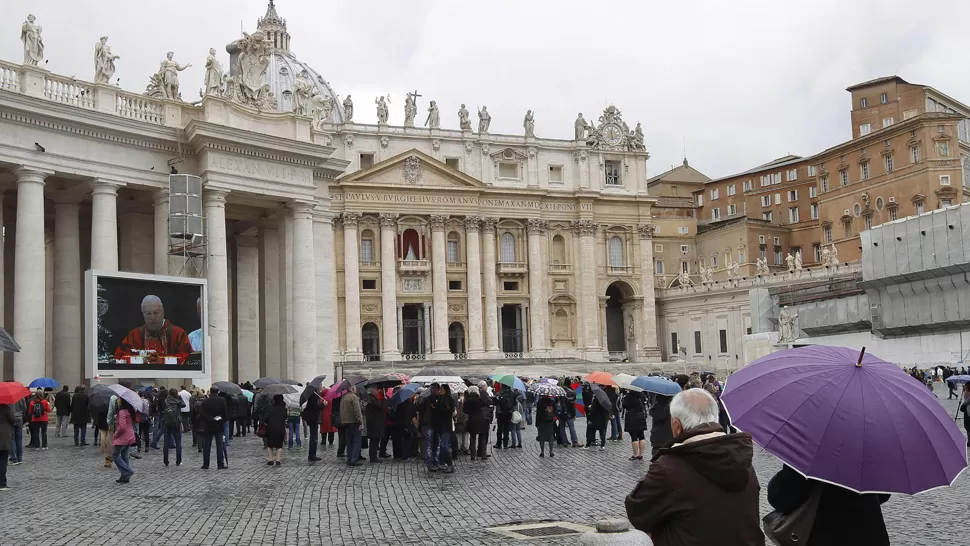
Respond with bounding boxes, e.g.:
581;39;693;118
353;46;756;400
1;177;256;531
141;295;165;332
670;388;720;436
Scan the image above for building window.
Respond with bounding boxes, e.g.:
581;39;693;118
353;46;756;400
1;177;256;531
500;232;516;262
671;333;679;355
860;97;868;108
885;154;893;173
789;207;800;223
445;157;460;170
808;165;817;176
839;170;848;186
719;330;728;354
860;163;870;180
710;188;720;200
864;215;872;230
788;190;798;202
809;185;817;198
774;248;783;265
680;244;689;253
880;92;888;104
937;142;950;157
775;193;781;205
655;259;664;274
605;161;621;186
964;157;970;187
813;244;821;262
447;239;460;263
859;124;871;136
697;194;703;207
743;180;753;192
820;175;829;193
772;172;782;184
359;153;375;170
608;236;624;266
759;246;767;260
915;201;924;215
882;118;894;128
551;235;566;264
727;184;736;196
503;281;519;291
786;169;797;181
762;211;773;221
889;208;898;221
361;279;377;290
761;195;771;207
728;204;737;216
678;226;689;234
843;219;852;238
941;199;953;208
760;175;770;187
548;165;563;183
824;226;833;242
711;254;718;268
810;203;819;219
681;261;689;273
940;175;951;186
910;145;921;163
711;208;721;221
448;280;463;291
499;162;519;179
693;331;702;354
360;231;375;262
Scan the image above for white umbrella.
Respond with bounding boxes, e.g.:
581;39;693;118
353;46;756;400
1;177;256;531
411;375;464;384
613;373;644;392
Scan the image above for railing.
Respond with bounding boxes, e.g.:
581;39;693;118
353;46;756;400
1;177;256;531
656;261;863;297
452;352;468;360
0;61;18;91
607;265;633;275
446;261;466;271
403;353;427;360
608;351;628;361
358;260;380;270
398;259;430;272
116;90;162;124
363;354;380;362
43;73;95;109
549;263;572;274
497;261;528;274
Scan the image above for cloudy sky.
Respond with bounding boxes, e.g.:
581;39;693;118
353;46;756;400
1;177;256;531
3;0;968;179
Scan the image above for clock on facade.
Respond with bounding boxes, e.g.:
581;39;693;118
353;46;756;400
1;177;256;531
603;123;623;146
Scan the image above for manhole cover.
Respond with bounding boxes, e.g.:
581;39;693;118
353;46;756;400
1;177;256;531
487;521;593;540
511;526;580;538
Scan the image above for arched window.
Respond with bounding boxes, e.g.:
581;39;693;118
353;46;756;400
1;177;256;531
360;229;375;262
552;234;566;264
608;236;624;266
400;228;420;260
553;309;569;339
446;231;461;263
500;232;516;262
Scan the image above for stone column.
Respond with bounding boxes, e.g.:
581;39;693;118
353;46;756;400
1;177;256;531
205;189;230;382
497;304;504;352
379;213;400;360
526;219;547;357
396;304;404;353
313;208;335;381
637;224;660;358
281;211;294;378
574;220;601;358
153;189;169;275
13;167;50;383
342;213;362;359
52;197;81;387
481;218;500;356
258;218;281;377
429;215;449;358
422;302;431;356
90;179;121;271
522;303;530;354
235;234;260;382
289;201;316;382
464;217;485;357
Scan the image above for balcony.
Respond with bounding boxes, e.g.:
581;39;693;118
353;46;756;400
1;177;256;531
446;261;466;271
398;259;430;274
607;265;633;276
496;261;528;277
359;260;380;272
548;263;572;275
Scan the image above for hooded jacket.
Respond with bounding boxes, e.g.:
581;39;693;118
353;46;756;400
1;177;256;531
625;423;764;546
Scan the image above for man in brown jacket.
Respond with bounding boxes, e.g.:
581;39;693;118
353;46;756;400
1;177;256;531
339;389;364;466
625;388;764;546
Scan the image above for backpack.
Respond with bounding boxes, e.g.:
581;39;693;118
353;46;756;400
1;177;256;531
498;393;513;414
32;401;44;418
163;403;180;427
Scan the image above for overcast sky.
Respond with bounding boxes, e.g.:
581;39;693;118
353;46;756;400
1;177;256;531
3;0;968;179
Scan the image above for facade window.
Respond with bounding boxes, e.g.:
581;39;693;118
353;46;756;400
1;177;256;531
605;161;622;185
447;240;460;263
697;194;703;207
940;175;951;186
915;201;924;215
710;188;720;200
824;226;833;242
810;203;819;219
889;208;898;221
788;190;798;202
681;261;689;273
500;232;516;262
359;153;375;170
711;208;721;221
552;235;566;264
813;244;821;262
655;259;664;274
743;180;753;192
759;246;767;260
864;216;872;230
910;145;920;163
860;97;868;108
772;172;782;184
727;184;736;196
941;199;953;208
882;118;894;128
843;220;852;238
808;165;817;176
448;280;462;290
671;333;679;355
860;163;870;180
719;330;728;354
880;92;888;104
678;226;689;234
820;175;829;193
809;185;817;198
839;170;848;186
445;157;460;170
548;165;563;183
728;204;737;216
937;142;950;157
774;248;783;265
786;169;797;181
859;124;871;136
361;279;377;290
789;207;800;223
499;162;519;179
762;211;773;221
960;119;970;143
608;236;624;266
693;331;702;354
885;154;893;172
775;193;781;205
711;254;718;268
964;157;970;187
761;195;771;207
760;175;770;187
360;237;374;262
680;244;689;253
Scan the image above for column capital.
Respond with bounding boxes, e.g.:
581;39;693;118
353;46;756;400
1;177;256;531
204;188;230;205
341;211;361;228
378;213;399;229
14;166;52;185
312;207;336;224
637;224;655;239
153;188;170;205
527;218;547;234
422;301;431;309
571;219;597;236
90;178;125;195
480;217;498;233
287;200;315;219
464;216;481;232
428;214;448;232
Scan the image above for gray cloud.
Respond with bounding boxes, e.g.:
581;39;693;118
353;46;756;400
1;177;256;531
3;0;967;179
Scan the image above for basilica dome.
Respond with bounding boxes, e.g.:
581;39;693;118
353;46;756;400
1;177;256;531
226;1;343;123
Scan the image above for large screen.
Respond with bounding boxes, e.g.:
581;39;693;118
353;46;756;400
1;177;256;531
86;271;208;380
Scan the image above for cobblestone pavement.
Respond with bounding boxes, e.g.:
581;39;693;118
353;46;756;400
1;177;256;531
2;383;966;545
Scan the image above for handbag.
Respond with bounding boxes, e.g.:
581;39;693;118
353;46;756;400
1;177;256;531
762;484;823;546
256;424;267;438
511;410;522;424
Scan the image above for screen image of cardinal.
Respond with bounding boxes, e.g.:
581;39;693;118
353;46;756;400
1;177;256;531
114;295;193;364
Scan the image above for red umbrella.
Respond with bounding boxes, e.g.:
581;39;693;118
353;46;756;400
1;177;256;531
0;381;30;405
584;371;617;387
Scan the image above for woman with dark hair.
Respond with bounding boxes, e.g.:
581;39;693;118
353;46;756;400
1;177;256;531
265;394;287;466
535;395;556;458
111;399;136;483
622;390;648;461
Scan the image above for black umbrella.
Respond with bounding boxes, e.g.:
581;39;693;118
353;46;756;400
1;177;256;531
0;327;21;352
414;366;457;378
342;374;368;387
261;383;298;396
364;375;404;389
253;377;284;389
590;384;612;409
212;381;242;395
463;376;484;386
309;375;329;388
300;383;323;405
88;384;115;411
280;379;301;386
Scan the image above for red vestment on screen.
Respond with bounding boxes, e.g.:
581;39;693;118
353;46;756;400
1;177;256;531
114;320;193;364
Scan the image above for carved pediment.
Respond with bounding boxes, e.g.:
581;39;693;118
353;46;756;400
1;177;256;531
336;149;485;188
935;186;957;199
489;147;529;162
911;193;926;204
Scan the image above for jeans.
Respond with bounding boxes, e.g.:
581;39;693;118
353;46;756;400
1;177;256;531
10;425;23;462
610;414;622;439
163;425;182;466
510;424;522;447
525;403;534;425
151;414;165;447
345;425;362;465
223;421;231;446
30;422;48;448
308;426;318;460
431;428;452;468
202;431;226;468
57;415;70;437
558;418;578;445
423;428;437;467
287;417;302;448
73;424;87;445
112;445;133;479
0;449;7;486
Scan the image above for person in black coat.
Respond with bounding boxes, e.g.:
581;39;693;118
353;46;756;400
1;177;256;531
768;464;889;546
622;390;647;460
462;387;489;461
235;394;251;437
649;394;673;459
70;387;90;446
587;391;610;450
429;384;456;472
535;396;556;458
303;386;324;464
198;388;228;470
54;386;72;438
393;393;416;461
363;388;387;464
960;384;970;446
264;394;287;465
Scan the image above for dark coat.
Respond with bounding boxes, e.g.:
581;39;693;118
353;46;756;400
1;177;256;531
430;393;455;430
265;403;287;449
303;391;323;426
535;397;556;441
625;424;765;546
767;465;889;546
462;392;489;435
961;398;970;430
394;398;417;436
649;395;674;454
198;395;228;433
0;404;13;452
54;391;72;415
70;392;90;426
364;393;387;439
622;392;647;434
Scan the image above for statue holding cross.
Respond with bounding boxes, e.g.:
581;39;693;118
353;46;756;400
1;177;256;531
404;90;421;127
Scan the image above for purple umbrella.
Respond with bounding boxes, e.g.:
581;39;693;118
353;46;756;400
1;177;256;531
722;346;967;495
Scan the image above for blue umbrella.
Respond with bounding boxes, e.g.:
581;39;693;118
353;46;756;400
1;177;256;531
946;375;970;384
389;383;421;407
28;377;58;389
631;376;682;396
490;373;526;392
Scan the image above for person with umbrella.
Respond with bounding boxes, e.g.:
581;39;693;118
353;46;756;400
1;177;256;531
318;386;338;451
429;383;456;473
302;384;325;465
585;385;611;451
390;385;419;461
263;394;287;466
535;394;556;458
70;385;90;446
53;385;72;438
649;395;674;459
363;386;387;464
7;392;27;466
110;397;138;483
961;383;970;446
461;385;488;461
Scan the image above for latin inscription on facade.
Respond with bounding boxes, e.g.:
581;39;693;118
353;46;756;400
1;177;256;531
332;192;591;211
210;154;311;184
